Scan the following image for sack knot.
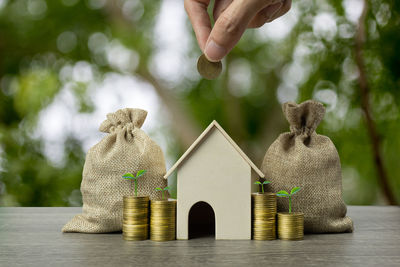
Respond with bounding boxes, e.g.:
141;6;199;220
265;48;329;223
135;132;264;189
99;108;148;134
283;100;326;136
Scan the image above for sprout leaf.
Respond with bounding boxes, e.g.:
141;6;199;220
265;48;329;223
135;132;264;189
136;170;147;177
276;190;289;197
290;187;301;195
122;173;134;179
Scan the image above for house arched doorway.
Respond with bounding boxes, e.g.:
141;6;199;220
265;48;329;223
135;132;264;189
188;201;215;239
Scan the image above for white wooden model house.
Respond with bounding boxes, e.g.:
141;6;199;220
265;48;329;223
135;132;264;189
164;121;264;240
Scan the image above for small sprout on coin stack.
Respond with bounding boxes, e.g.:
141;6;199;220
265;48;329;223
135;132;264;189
155;186;170;201
276;187;301;213
197;54;222;80
122;170;147;197
254;180;271;194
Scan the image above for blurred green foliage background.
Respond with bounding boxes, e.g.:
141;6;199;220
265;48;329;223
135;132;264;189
0;0;399;206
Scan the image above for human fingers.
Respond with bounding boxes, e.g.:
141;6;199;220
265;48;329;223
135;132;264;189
248;1;283;28
204;0;262;61
213;0;232;21
213;0;283;28
266;0;291;22
184;0;212;51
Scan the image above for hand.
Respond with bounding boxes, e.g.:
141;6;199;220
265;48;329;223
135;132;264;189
185;0;292;62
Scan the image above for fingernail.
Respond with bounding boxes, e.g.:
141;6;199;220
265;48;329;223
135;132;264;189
205;40;226;62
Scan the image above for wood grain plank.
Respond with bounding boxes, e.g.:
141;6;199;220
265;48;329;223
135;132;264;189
0;206;399;266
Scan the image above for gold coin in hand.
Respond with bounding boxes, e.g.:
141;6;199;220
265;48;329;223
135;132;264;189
197;54;222;80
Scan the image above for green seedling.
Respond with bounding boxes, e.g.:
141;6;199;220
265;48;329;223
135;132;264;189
122;170;147;197
155;186;170;201
254;180;271;194
276;187;301;213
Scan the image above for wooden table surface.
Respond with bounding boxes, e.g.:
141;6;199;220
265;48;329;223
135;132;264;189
0;206;399;267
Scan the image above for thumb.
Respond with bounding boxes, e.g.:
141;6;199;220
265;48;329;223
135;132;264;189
204;0;260;61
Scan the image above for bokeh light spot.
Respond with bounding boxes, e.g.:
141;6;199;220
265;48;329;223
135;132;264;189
57;31;77;54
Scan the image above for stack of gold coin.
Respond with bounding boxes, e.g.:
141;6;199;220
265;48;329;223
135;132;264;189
123;196;149;241
252;193;277;240
277;212;304;241
150;200;176;242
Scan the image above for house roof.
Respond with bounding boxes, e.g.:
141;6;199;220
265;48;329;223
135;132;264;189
164;120;265;179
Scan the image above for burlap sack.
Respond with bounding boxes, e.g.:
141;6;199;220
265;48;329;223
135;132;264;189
62;108;168;233
260;100;353;233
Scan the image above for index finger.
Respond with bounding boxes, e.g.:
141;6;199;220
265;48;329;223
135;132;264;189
184;0;212;51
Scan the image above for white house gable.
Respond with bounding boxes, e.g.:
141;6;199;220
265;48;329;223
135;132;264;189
177;127;252;239
178;128;251;200
164;120;264;180
165;120;265;240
